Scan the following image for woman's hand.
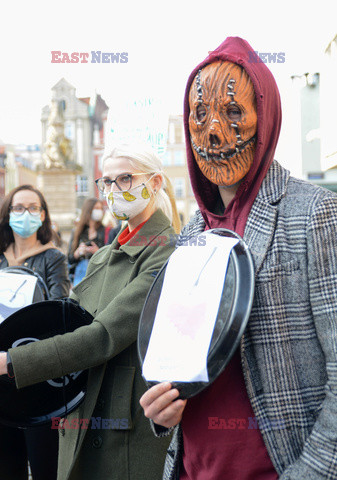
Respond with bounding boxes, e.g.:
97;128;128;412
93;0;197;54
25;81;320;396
140;382;187;428
85;242;99;255
0;352;8;376
74;242;86;259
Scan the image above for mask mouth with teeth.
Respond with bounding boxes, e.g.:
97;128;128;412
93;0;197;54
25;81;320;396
189;60;257;187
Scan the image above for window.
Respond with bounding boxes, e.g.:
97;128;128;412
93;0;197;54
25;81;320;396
0;153;6;168
173;150;185;166
174;178;185;199
168;121;183;144
76;175;89;195
175;123;183;144
168;123;175;144
65;121;75;140
307;172;324;180
93;125;100;146
162;151;171;166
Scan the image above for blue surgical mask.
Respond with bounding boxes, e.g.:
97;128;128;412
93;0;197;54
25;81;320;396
9;211;42;238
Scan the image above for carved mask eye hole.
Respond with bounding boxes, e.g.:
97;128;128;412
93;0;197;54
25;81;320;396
226;105;242;122
196;105;207;123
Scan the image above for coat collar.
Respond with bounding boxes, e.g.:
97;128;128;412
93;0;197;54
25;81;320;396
183;161;290;276
187;160;290;230
118;209;172;257
243;160;290;275
255;160;290;205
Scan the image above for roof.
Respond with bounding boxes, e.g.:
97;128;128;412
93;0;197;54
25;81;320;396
51;77;76;91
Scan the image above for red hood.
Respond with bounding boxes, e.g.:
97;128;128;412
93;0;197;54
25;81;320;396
184;36;282;236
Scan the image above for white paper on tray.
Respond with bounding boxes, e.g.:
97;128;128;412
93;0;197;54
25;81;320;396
0;272;37;323
142;233;239;382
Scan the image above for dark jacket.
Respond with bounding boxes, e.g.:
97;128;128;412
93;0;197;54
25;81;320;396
9;209;176;480
0;249;70;299
68;225;106;271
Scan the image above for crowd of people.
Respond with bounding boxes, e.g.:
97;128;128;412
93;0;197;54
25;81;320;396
0;35;337;480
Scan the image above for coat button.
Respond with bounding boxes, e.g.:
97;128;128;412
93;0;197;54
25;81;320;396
96;399;105;410
92;436;103;449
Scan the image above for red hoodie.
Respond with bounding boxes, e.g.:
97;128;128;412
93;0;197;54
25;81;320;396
180;37;280;479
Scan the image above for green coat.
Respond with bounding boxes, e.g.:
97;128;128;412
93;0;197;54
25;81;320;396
9;209;176;480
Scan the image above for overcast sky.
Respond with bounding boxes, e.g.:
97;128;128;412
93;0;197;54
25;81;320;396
0;0;336;175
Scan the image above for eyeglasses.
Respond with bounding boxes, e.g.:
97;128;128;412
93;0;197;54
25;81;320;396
10;205;43;216
95;173;151;193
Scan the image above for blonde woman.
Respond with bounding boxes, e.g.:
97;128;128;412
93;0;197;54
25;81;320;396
0;144;180;480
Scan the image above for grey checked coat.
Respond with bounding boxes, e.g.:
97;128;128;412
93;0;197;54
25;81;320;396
156;161;337;480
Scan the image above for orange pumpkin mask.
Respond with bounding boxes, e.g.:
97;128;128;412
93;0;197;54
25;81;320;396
189;61;257;186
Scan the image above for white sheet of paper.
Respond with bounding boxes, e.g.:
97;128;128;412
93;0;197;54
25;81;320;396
142;233;239;382
0;273;37;324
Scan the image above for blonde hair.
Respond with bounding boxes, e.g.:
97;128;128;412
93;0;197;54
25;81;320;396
103;144;181;233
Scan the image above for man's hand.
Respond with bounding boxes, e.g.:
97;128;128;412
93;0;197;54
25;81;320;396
0;352;8;376
140;382;187;428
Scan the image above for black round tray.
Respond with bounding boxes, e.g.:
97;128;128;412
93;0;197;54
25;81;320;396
0;299;93;427
138;228;255;399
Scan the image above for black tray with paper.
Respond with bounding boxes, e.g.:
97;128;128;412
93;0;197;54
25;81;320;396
137;228;255;399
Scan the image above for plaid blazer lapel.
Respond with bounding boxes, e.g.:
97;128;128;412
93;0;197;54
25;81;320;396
243;199;278;276
243;161;290;276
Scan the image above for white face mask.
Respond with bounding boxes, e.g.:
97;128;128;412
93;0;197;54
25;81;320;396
105;180;152;221
91;209;104;222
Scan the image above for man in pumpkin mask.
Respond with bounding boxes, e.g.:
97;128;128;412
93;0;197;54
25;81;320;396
141;37;337;479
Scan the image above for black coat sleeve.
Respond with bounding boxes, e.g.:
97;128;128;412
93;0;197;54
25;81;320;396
45;250;71;299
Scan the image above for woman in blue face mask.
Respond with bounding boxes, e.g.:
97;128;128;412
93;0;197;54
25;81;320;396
0;184;70;480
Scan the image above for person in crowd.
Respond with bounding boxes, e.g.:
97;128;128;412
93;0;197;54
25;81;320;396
51;220;63;248
0;144;180;480
0;184;70;480
140;37;337;479
101;210;122;244
106;219;122;244
67;198;106;285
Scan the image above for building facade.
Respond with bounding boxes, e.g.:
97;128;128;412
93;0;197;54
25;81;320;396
41;79;109;209
3;144;40;194
290;34;337;193
162;115;197;226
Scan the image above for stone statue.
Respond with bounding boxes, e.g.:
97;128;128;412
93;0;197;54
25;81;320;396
43;100;74;169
